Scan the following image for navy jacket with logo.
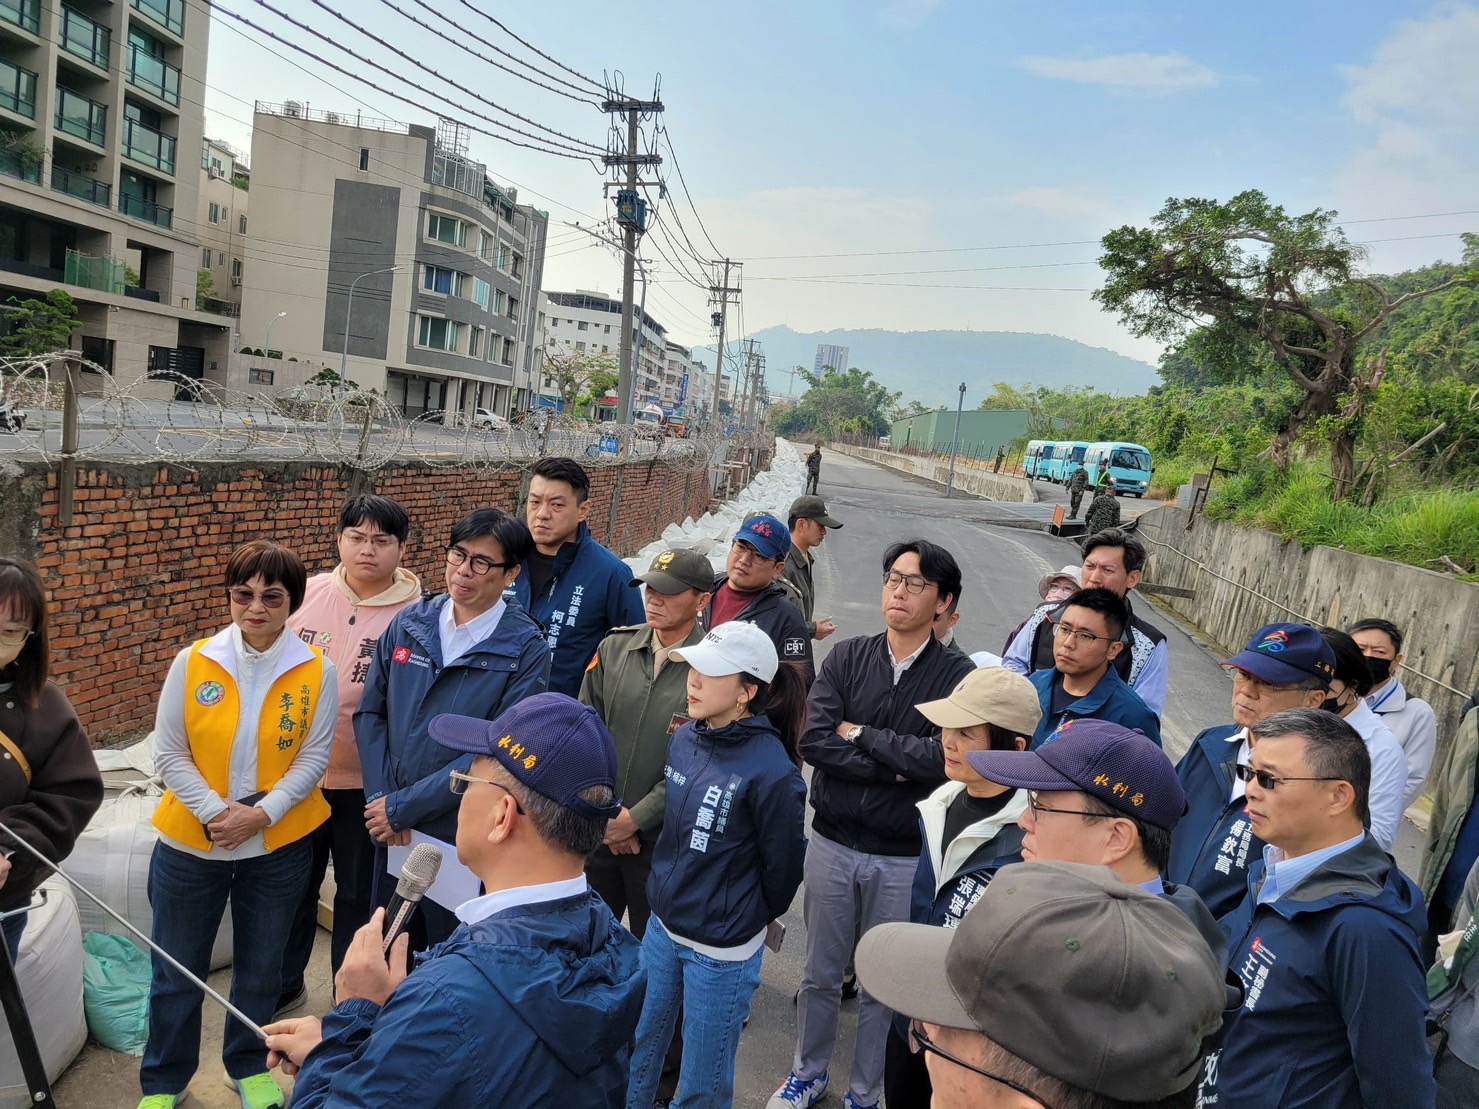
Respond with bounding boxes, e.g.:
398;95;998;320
288;890;645;1108
353;595;550;842
702;575;814;686
1209;834;1435;1108
510;521;644;699
1167;724;1264;920
1027;666;1161;749
646;714;807;948
909;784;1027;929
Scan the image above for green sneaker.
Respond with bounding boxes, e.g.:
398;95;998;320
225;1073;284;1109
137;1095;186;1109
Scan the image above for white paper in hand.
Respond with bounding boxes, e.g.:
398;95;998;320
386;831;482;911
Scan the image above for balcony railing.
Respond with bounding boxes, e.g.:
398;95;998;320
130;0;182;36
119;192;173;229
51;164;111;207
0;0;39;35
0;58;36;118
54;85;106;144
0;146;40;184
127;45;180;106
122;116;175;174
59;6;110;69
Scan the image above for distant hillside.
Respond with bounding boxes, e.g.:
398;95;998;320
750;326;1159;407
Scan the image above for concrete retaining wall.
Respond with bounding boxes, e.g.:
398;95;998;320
1137;506;1479;762
835;445;1036;503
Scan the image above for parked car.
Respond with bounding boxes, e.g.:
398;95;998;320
471;407;511;431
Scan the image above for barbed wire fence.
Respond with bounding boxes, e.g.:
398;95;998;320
0;351;767;524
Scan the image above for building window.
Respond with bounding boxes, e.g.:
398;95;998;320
479;231;493;261
416;315;460;352
577;320;588;331
507;295;519;319
575;341;586;352
249;368;274;385
604;324;611;334
601;345;609;353
421;265;464;297
231;258;242;279
201;247;210;267
469;326;483;359
501;338;514;365
216;250;224;265
208;201;219;222
238;214;246;234
497;243;510;270
358;147;369;171
426;212;466;247
472;277;490;309
494;289;506;315
511;253;523;279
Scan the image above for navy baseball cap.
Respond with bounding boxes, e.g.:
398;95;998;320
1224;623;1336;687
732;513;790;560
967;719;1187;831
429;693;622;820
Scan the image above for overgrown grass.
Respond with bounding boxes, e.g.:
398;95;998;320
1147;456;1196;500
1186;457;1479;579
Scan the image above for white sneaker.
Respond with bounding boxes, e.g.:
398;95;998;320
767;1072;829;1108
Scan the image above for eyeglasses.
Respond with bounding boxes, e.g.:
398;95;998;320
1051;622;1114;647
729;539;779;563
226;586;289;609
342;529;400;549
1234;763;1344;791
909;1022;1051;1108
1026;791;1112;820
1222;666;1304;694
448;769;525;813
445;546;513;576
883;570;935;595
0;626;34;648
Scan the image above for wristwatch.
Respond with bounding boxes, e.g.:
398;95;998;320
845;725;865;742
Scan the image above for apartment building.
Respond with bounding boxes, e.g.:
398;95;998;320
196;137;247;313
0;0;230;385
238;105;547;418
543;289;666;414
660;339;712;418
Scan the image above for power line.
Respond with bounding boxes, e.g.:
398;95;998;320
377;0;603;104
214;3;600;162
655;124;722;258
448;0;607;93
247;0;605;154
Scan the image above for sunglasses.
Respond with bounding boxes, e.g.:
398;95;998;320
1234;763;1343;791
226;586;289;609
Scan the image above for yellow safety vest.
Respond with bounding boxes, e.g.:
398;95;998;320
152;639;330;852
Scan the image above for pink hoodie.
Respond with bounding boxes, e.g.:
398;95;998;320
289;565;423;789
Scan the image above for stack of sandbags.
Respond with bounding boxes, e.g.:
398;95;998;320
71;735;234;969
0;878;88;1097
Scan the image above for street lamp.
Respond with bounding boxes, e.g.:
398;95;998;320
265;311;287;358
945;381;966;498
340;266;403;381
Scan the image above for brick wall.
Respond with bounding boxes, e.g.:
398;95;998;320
0;457;710;743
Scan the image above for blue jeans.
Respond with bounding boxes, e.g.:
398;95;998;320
1;911;25;965
626;917;764;1109
140;838;312;1095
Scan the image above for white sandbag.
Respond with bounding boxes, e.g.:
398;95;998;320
72;778;235;971
0;878;88;1096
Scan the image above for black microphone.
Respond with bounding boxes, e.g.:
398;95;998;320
382;842;444;954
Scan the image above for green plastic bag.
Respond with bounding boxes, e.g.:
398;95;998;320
82;932;151;1055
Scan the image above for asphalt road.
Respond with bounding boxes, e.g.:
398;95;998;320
51;445;1420;1107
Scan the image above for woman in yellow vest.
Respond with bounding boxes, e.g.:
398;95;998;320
139;541;337;1109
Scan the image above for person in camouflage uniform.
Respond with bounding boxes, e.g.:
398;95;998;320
1084;478;1121;535
1067;462;1090;518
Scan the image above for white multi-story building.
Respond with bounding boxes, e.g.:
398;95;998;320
196;138;246;314
237;105;547;418
814;343;849;375
543;289;666;414
0;0;231;386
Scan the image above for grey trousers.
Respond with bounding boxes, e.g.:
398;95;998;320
793;831;917;1106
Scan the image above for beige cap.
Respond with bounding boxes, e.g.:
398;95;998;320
916;667;1042;736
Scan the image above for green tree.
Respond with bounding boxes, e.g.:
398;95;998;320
0;289;79;356
197;268;215;304
786;365;900;438
1095;190;1475;497
541;345;618;414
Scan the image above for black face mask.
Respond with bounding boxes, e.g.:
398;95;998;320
1365;656;1393;685
1320;696;1344;714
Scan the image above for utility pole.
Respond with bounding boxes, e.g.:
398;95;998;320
708;259;741;423
739;338;765;431
603;94;662;425
945;382;967;498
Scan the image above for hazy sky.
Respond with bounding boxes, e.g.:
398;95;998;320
202;0;1479;372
